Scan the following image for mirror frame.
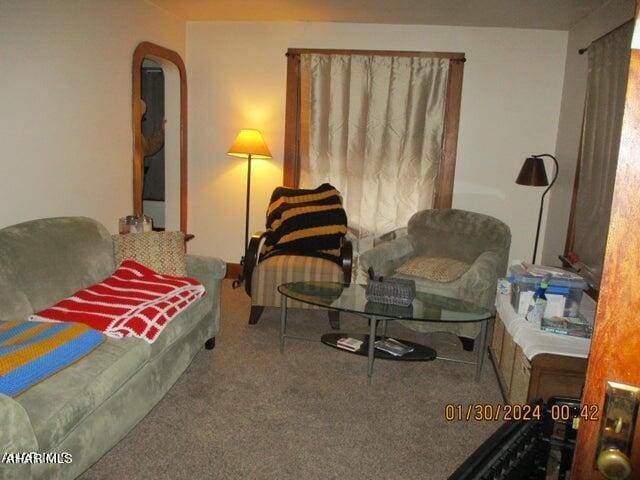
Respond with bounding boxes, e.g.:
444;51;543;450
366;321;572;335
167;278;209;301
132;41;187;233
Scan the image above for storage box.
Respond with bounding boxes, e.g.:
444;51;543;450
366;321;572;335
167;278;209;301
507;263;587;318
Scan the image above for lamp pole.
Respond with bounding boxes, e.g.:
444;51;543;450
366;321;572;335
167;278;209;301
531;153;559;264
226;129;271;289
232;153;253;290
243;153;252;255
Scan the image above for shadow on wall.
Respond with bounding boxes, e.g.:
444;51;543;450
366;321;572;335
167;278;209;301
453;180;507;203
206;158;282;259
451;180;543;263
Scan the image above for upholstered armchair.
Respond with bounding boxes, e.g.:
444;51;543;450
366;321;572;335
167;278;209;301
242;235;352;327
242;183;353;328
358;209;511;350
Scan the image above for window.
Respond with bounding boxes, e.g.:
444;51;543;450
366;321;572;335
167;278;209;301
282;48;465;280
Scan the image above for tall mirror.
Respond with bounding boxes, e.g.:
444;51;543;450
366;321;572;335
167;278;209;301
132;42;187;233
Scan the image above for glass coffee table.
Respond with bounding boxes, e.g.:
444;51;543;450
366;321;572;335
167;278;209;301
277;281;493;383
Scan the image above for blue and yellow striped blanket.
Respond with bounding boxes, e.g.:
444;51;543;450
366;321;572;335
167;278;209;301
0;320;104;397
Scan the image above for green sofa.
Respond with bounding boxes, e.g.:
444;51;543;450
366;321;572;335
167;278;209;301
0;217;225;479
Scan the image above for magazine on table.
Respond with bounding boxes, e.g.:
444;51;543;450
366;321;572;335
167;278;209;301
374;337;414;356
541;314;592;338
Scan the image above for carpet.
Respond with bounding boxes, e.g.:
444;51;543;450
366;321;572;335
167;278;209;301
80;280;503;479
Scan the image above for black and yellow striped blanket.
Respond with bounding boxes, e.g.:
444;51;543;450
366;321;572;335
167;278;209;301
261;183;347;265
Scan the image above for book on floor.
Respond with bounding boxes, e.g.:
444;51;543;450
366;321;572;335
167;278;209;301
336;337;364;352
374;337;414;357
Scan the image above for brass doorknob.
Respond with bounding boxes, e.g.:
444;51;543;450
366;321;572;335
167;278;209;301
596;448;632;480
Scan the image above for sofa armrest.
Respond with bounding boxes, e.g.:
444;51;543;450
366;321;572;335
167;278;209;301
186;255;226;292
0;394;38;479
457;250;502;312
187;255;225;341
358;235;417;278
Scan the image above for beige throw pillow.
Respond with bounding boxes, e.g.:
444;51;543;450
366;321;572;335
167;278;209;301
396;256;470;283
112;231;187;277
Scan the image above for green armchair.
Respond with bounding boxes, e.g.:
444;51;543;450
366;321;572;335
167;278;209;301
358;209;511;350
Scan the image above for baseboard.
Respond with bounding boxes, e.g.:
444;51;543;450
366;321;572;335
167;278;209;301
225;262;242;279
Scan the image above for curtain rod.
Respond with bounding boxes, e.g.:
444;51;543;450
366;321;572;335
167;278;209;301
578;17;634;55
285;48;465;61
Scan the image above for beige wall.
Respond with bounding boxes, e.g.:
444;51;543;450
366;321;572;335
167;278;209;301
541;0;635;265
0;0;185;232
0;7;572;265
187;21;567;263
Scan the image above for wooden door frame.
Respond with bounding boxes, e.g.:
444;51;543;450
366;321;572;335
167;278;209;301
282;48;465;209
132;41;188;233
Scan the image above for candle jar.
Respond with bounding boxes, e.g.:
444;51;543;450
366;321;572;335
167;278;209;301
118;215;152;234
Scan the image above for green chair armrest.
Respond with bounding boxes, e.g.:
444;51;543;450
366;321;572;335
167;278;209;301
457;250;502;311
358;235;417;278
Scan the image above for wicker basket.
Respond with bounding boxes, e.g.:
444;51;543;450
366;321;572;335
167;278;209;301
366;276;416;307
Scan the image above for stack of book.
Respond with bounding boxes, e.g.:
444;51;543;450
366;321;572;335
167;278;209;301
336;337;364;352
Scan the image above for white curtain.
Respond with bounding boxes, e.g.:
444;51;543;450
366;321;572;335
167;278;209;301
573;21;633;287
298;54;450;281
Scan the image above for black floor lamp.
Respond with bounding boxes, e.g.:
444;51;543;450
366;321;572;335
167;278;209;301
227;129;272;287
515;153;559;264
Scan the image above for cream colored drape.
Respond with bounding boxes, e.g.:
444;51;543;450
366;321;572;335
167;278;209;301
573;22;633;286
298;54;450;281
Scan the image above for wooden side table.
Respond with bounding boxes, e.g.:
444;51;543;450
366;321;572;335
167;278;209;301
490;293;590;404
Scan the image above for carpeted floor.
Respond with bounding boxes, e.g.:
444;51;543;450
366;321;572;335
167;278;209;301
80;280;504;479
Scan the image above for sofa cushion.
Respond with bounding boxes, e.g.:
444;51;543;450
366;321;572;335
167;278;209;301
0;217;115;313
113;231;187;276
16;337;150;451
396;256;470;283
0;257;33;321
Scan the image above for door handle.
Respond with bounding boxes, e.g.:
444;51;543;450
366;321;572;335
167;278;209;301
597;448;631;479
595;381;640;480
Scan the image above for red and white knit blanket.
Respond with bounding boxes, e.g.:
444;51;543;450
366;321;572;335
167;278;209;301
29;260;205;344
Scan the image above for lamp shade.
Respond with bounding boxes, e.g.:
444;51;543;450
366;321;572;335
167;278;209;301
227;129;272;159
515;156;549;186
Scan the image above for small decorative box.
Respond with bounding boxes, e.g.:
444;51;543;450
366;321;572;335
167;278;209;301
365;268;416;307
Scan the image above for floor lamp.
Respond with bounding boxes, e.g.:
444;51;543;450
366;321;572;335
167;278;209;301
515;153;559;264
227;129;272;288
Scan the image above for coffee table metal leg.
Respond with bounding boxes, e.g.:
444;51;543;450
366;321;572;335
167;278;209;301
280;295;287;353
475;319;488;382
367;315;377;383
381;319;387;338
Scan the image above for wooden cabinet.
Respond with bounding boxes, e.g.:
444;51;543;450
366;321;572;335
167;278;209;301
490;313;588;403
